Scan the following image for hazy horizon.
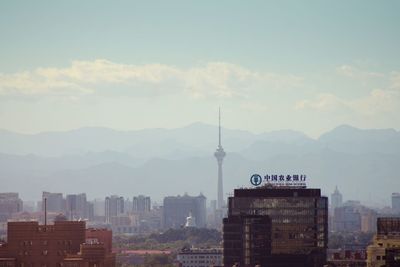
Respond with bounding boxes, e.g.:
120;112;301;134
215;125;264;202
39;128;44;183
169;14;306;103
1;121;399;138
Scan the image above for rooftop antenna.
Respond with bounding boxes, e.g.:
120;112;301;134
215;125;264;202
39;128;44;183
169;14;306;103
218;107;221;148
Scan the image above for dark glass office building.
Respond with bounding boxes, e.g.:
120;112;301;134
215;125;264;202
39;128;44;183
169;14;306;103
223;215;271;266
224;185;328;267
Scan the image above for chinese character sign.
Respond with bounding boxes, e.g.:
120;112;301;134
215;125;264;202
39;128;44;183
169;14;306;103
251;174;307;187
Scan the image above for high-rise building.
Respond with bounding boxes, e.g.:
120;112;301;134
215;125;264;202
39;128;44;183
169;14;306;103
0;193;23;222
42;191;64;213
66;193;88;220
392;193;400;214
93;198;105;217
333;205;361;232
225;185;328;266
132;195;151;213
361;209;378;233
331;186;343;211
124;198;132;214
214;108;226;210
105;195;124;223
223;215;271;266
163;194;206;229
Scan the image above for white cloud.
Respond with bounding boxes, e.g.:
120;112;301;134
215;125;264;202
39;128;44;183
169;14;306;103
390;71;400;90
295;89;400;115
337;65;384;79
295;93;348;112
295;65;400;116
352;89;400;115
0;60;302;98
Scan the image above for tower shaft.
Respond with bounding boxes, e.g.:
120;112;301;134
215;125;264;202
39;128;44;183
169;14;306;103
217;160;223;209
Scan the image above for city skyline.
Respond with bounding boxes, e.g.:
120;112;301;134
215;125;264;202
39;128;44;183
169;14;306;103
1;2;399;266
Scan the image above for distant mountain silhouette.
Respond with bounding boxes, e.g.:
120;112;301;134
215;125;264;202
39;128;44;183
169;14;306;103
0;123;399;206
319;124;400;154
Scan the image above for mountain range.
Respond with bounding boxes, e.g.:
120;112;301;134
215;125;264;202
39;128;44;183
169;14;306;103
1;123;399;207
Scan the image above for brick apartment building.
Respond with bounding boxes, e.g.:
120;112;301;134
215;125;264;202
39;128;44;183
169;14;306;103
0;219;115;267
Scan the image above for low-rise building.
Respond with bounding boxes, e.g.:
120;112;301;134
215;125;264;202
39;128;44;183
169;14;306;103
366;217;400;267
0;220;115;267
177;248;222;267
327;249;367;267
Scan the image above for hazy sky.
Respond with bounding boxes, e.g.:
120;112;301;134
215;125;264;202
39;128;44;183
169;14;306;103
0;1;399;137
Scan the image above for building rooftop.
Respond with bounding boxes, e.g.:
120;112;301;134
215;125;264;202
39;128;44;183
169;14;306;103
233;186;321;198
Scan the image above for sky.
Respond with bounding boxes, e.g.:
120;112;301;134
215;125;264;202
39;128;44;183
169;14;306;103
0;1;399;137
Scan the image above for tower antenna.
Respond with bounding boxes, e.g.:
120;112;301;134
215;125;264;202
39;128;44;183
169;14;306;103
219;107;221;147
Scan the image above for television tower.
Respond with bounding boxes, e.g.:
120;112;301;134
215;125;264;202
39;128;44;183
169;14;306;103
214;108;226;209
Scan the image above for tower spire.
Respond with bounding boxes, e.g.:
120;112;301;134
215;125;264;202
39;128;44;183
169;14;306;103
218;107;221;147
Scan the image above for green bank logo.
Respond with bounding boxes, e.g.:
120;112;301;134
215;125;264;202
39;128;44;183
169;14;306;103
250;174;262;186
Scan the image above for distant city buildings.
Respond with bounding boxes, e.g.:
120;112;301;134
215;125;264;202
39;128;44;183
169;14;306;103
331;186;343;211
132;195;151;213
0;193;22;222
333;201;378;233
124;198;132;215
392;193;400;214
42;191;64;213
333;205;361;232
66;193;89;220
361;209;378;233
137;204;163;233
163;194;206;229
92;198;105;217
105;195;124;224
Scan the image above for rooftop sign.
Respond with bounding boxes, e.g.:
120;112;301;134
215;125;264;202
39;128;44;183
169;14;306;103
250;173;307;187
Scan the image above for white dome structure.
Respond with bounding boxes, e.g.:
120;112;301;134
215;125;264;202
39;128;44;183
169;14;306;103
184;211;196;228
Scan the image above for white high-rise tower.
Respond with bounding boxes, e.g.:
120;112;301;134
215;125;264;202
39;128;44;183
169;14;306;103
214;108;226;209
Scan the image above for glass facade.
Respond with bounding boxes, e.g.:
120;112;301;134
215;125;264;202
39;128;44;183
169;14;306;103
223;215;271;267
228;187;328;255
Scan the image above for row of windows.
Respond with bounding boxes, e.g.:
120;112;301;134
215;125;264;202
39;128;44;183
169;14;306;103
20;240;74;246
181;260;217;263
376;255;386;260
179;255;220;259
18;250;71;256
16;263;88;267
